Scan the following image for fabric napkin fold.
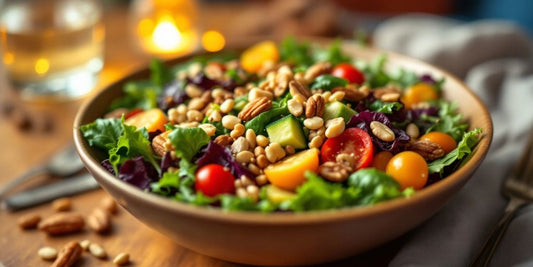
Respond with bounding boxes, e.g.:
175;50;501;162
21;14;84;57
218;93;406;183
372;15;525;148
373;15;533;266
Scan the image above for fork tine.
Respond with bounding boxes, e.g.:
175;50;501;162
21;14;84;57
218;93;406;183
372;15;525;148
511;127;533;182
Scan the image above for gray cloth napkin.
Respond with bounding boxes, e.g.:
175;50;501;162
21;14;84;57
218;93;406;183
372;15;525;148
373;15;533;266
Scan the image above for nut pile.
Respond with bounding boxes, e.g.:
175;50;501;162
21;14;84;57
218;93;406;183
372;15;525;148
17;196;130;266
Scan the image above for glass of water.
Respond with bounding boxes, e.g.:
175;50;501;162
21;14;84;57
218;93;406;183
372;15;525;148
0;0;104;101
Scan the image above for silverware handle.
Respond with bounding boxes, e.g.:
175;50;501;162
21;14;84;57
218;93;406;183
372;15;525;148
470;198;525;267
0;166;47;199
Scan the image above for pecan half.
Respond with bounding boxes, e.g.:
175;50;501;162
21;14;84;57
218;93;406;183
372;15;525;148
304;62;332;82
238;97;272;121
51;241;82;267
289;81;312;99
214;135;232;146
408;139;445;161
38;213;84;235
305;94;325;118
319;161;353;182
18;213;41;229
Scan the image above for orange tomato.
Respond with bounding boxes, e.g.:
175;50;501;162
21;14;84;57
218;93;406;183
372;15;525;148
124;108;168;133
401;82;438;109
240;41;279;73
371;151;393;171
420;131;457;154
385;151;428;190
264;148;319;191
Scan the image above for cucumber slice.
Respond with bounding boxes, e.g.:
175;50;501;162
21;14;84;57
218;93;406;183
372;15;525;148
323;101;356;123
266;115;307;149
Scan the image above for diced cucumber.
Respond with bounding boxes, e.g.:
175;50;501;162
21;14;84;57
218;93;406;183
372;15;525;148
265;185;296;204
323;101;356;123
266;115;307;149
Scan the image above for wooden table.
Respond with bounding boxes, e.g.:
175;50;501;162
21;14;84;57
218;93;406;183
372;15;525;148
0;5;403;267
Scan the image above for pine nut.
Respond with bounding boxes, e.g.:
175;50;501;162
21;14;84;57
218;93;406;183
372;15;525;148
256;135;270;147
38;247;58;261
220;99;235;113
406;123;420;139
185;84;203;98
321;91;332;103
231;137;249;153
113;252;130;266
249;88;273;101
80;240;91;251
236;151;254;163
241;176;254;187
188;98;206;111
254;146;265;157
208;110;222;122
248;163;261;175
222;115;241;130
265;146;278;163
256;154;269;168
325;118;345;138
176;104;188;114
285;145;295;155
234;179;243;188
236;187;247;198
256;174;268;185
293;93;307;104
211;88;226;99
329;91;345;102
309;135;324;149
288;98;303;116
198;124;217;137
89;243;107;259
230;123;246;139
380;92;400;102
370;121;395;142
186;110;203;122
246;129;257;148
304;117;324;130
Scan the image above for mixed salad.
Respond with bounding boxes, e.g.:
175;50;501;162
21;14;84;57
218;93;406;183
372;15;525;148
81;38;481;212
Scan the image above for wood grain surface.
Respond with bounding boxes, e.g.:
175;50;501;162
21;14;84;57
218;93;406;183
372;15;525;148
0;5;402;267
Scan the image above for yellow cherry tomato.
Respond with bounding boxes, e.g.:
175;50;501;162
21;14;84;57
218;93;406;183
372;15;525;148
264;148;319;191
401;82;438;109
240;41;279;73
371;151;393;171
124;108;168;133
420;131;457;154
385;151;428;190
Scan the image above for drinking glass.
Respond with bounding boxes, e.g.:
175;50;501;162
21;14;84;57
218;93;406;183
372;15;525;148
0;0;104;100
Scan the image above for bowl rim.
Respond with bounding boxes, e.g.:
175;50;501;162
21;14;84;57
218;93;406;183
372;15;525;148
73;42;493;225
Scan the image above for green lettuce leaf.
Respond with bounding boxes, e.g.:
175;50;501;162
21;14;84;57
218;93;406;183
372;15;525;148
428;128;482;174
80;118;122;151
347;168;411;205
149;58;173;87
310;74;348;91
280;37;313;67
425;100;469;141
108;118;160;174
168;127;210;161
369;100;403;114
313;39;351;66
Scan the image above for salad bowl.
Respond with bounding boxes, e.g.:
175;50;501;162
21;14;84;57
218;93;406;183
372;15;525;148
73;40;492;266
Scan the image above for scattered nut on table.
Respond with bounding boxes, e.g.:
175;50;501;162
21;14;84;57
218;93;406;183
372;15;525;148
89;243;107;259
99;196;118;214
113;252;130;265
52;197;72;212
79;240;91;251
51;241;82;267
38;212;85;235
38;246;58;261
87;208;111;234
18;213;41;229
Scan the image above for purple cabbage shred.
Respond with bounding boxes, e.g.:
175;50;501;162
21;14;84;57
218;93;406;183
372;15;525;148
118;156;159;190
101;159;115;176
347;111;410;153
160;152;177;175
157;80;189;111
420;74;436;85
196;141;255;179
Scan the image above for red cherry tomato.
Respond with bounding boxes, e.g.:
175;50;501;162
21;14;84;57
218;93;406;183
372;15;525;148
195;164;235;197
124;108;144;120
321;128;373;170
331;63;365;84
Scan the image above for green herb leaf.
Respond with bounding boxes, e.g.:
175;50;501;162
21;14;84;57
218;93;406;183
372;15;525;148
150;58;174;87
347;168;407;205
368;100;403;114
109;81;160;110
425;100;469;141
310;75;348;91
151;171;180;196
168;127;210;161
244;106;290;136
428;128;482;175
80;118;123;151
313;39;351;66
280;37;313;67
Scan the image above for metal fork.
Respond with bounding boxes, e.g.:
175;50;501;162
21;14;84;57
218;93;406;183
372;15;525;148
470;129;533;267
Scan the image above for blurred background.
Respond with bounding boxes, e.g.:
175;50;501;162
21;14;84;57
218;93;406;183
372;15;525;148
0;0;531;162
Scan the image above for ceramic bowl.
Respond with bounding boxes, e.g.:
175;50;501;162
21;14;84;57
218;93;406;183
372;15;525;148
73;42;492;266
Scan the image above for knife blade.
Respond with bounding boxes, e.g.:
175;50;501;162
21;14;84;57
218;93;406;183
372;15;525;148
2;173;100;211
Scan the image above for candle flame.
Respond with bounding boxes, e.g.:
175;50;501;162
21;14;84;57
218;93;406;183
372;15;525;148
152;16;183;52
